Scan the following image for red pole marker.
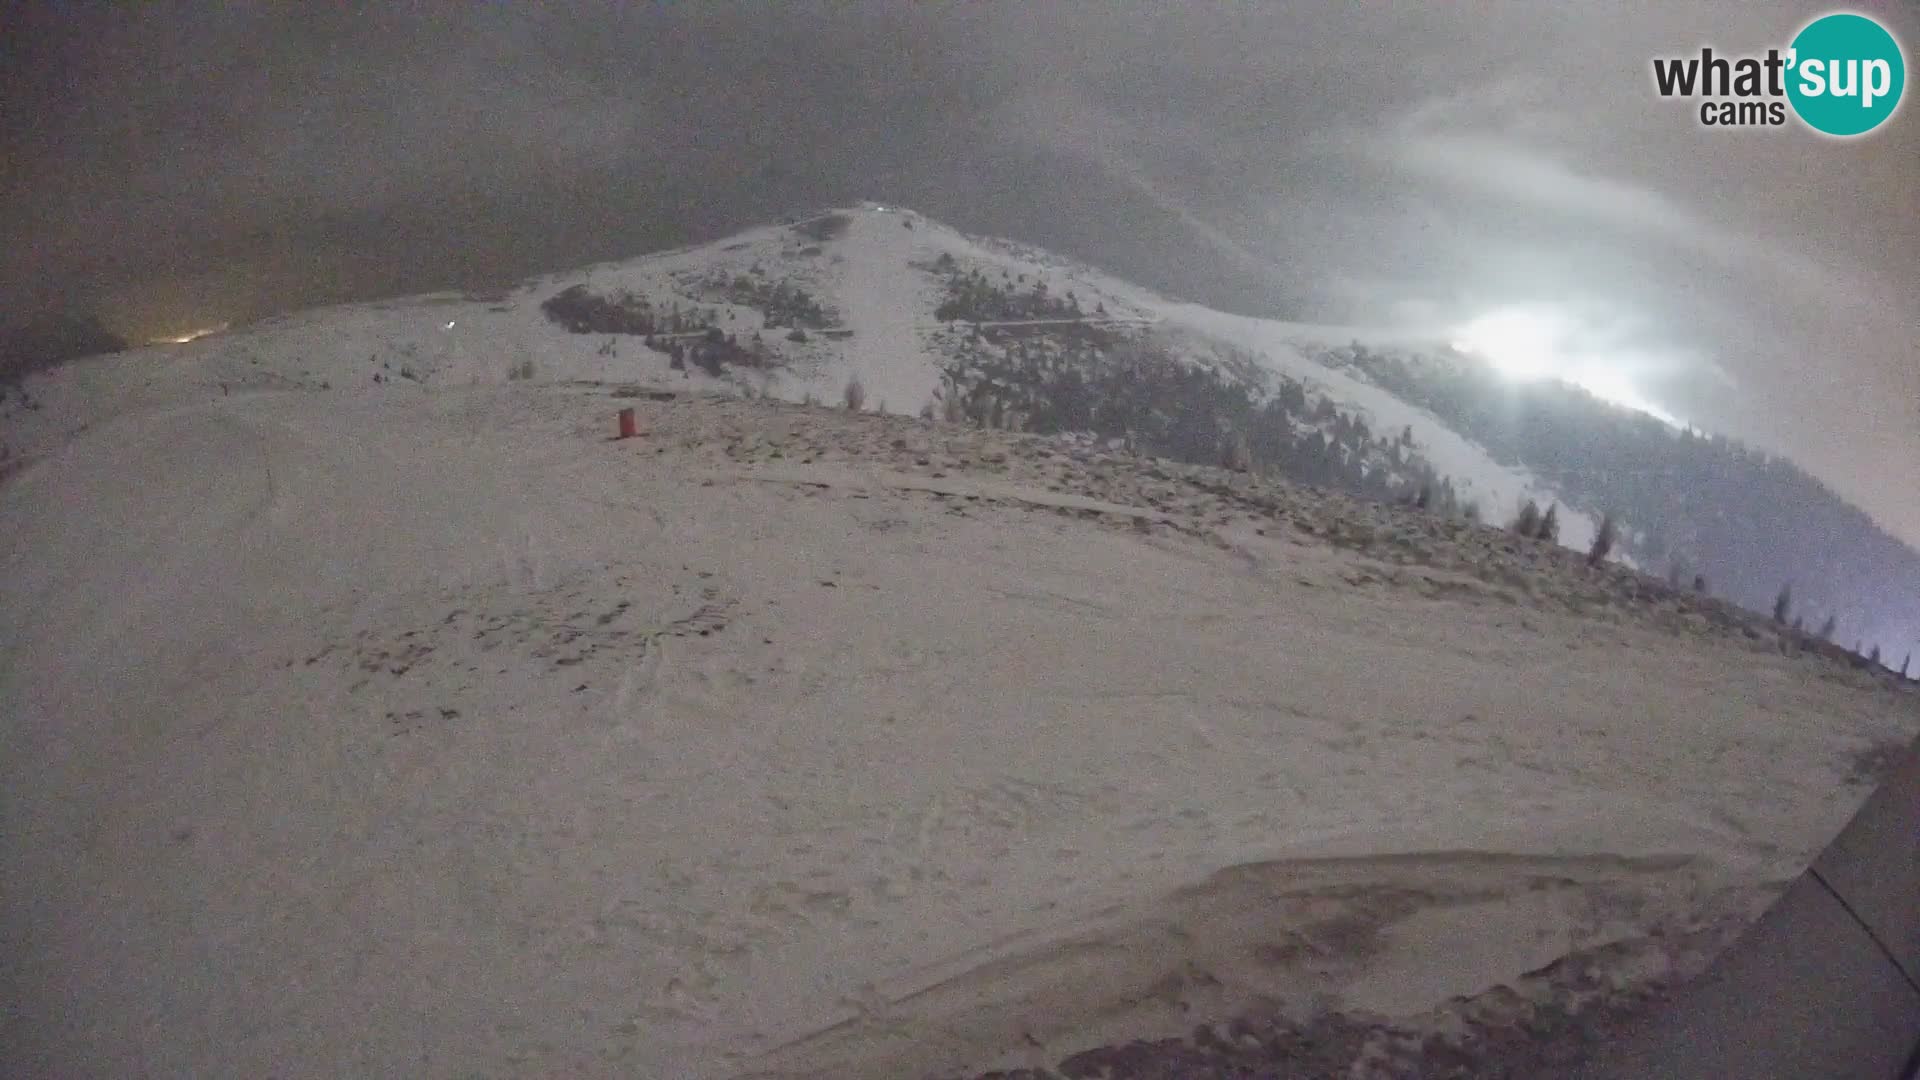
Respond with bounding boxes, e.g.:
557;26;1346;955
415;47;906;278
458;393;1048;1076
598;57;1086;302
617;407;638;439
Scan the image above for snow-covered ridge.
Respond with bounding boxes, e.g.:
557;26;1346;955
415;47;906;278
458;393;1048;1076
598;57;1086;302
1;203;1580;536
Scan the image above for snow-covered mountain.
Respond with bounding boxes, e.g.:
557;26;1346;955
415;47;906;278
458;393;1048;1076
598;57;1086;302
0;202;1593;547
7;206;1920;1077
11;202;1920;652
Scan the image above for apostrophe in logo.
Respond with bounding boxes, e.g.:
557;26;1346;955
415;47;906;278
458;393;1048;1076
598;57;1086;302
1651;10;1906;136
1786;13;1905;136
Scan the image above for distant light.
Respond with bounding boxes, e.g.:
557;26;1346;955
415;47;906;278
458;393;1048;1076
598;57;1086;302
152;322;228;345
1576;368;1685;427
1451;310;1559;380
1450;307;1683;427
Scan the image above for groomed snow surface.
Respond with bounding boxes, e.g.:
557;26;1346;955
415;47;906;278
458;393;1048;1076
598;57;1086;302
3;377;1913;1078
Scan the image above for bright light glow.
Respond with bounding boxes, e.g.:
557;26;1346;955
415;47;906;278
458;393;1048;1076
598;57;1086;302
1575;367;1682;427
1448;305;1684;427
153;322;228;345
1450;310;1561;380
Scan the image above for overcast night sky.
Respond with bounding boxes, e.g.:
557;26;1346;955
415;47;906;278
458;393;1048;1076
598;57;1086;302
3;2;1916;541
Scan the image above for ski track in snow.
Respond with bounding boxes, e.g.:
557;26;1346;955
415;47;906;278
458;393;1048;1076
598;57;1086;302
829;210;943;413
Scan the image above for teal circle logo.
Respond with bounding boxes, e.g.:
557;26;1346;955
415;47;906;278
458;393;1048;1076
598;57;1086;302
1787;13;1906;136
